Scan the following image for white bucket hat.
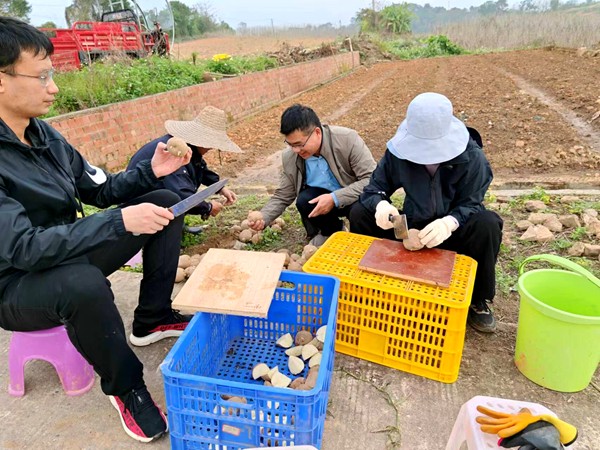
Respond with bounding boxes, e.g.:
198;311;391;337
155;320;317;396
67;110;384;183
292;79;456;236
164;106;242;153
387;92;469;164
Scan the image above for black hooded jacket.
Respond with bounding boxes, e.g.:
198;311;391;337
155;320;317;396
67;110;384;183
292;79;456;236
0;118;160;295
127;134;220;218
359;127;492;229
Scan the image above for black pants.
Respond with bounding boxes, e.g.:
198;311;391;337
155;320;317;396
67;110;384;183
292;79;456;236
296;186;352;238
0;190;184;396
349;202;503;308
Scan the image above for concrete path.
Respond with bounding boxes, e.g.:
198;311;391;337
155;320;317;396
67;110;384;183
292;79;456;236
1;271;598;449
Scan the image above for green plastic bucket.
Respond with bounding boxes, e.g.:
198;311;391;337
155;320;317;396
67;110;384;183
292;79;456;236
515;255;600;392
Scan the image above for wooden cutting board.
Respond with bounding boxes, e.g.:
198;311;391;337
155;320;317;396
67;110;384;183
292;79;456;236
172;249;286;318
358;239;457;288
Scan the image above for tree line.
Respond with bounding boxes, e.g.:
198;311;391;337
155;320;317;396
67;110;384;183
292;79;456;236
1;0;231;37
354;0;599;34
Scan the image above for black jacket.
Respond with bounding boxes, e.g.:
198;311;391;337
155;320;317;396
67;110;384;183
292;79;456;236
127;135;220;217
359;128;492;229
0;118;160;295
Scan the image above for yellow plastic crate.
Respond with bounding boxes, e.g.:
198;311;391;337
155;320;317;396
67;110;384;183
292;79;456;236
303;232;477;383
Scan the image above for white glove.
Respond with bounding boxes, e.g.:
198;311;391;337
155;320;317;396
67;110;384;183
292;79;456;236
418;216;459;248
375;201;400;230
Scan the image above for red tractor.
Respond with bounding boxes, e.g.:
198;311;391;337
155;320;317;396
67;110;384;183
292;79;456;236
41;9;169;71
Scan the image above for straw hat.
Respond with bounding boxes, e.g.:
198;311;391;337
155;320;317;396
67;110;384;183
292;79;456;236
164;106;242;153
387;92;469;164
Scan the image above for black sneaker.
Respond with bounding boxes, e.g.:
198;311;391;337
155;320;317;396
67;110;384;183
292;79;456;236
109;386;168;443
130;309;193;347
467;303;496;333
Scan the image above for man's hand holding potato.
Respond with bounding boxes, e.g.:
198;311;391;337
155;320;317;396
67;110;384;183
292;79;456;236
247;210;265;231
151;139;192;178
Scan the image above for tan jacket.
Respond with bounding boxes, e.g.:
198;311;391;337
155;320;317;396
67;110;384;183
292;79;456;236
260;125;376;225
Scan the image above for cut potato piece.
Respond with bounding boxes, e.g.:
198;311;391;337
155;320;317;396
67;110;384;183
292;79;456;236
301;343;319;361
309;352;322;368
284;345;304;357
288;355;305;375
252;363;270;380
267;366;279;381
308;337;323;351
271;372;292;388
276;333;294;348
316;325;327;343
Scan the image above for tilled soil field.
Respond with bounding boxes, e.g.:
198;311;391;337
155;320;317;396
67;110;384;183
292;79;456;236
171;34;337;60
204;47;600;192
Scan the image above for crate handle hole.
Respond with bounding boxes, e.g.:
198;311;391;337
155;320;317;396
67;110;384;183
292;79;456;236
278;281;296;290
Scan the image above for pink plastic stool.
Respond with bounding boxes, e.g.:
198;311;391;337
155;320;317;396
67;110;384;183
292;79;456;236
125;250;143;267
8;326;95;397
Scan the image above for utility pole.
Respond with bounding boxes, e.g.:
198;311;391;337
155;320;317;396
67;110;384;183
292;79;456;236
372;0;377;30
271;18;275;35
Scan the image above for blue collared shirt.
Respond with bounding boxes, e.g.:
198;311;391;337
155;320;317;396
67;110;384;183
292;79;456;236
305;156;342;206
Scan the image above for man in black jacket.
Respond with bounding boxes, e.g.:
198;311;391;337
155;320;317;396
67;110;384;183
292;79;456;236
127;106;241;221
350;92;503;333
0;17;191;443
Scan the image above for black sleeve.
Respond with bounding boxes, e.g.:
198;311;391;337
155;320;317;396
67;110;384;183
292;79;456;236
71;145;159;208
448;148;493;226
359;150;403;213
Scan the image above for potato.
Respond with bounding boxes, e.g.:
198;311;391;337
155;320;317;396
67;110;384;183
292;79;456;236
166;137;190;157
289;377;305;389
403;228;424;252
184;265;196;278
287;261;303;272
295;330;313;346
178;254;192;269
238;229;253;243
288;355;305;375
252;363;270;380
175;267;186;283
276;333;294;349
301;344;318;361
248;211;263;223
302;244;318;260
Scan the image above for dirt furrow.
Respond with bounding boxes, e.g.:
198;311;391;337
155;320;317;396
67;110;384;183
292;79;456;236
209;49;600;191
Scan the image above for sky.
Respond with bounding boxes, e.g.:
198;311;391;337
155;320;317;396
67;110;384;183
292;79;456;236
29;0;491;28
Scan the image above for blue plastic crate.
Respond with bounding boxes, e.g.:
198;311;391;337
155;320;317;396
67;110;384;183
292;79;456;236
161;270;340;449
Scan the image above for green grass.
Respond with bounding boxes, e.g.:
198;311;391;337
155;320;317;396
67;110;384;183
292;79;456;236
47;55;278;117
245;227;283;251
551;239;572;251
374;34;467;60
570;227;588;241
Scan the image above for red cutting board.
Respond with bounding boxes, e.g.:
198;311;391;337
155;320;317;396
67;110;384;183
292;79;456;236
358;239;457;288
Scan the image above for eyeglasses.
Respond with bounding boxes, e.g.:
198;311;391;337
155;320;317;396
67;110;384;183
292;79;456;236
284;127;316;150
0;68;55;87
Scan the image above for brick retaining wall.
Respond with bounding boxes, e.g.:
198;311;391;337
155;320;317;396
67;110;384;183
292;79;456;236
47;52;359;171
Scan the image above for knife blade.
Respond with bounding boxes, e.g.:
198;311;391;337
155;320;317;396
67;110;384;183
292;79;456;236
169;178;229;217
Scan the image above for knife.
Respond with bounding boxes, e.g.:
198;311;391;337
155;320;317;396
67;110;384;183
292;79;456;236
169;178;229;217
388;213;409;240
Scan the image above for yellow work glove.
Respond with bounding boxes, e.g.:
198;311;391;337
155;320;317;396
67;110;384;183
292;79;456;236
476;405;578;445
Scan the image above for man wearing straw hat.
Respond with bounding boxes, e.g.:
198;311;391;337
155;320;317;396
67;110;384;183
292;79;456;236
350;92;503;333
246;104;376;246
128;106;242;221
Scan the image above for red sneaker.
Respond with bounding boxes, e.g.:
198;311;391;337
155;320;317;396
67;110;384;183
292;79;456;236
109;386;168;442
130;309;192;347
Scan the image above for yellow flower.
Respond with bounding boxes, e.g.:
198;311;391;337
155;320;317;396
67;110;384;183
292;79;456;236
212;53;232;62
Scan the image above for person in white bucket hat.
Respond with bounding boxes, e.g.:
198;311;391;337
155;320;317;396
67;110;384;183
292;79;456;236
350;92;503;333
128;106;241;221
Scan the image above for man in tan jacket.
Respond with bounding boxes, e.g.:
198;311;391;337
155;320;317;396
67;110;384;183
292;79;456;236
247;104;376;246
